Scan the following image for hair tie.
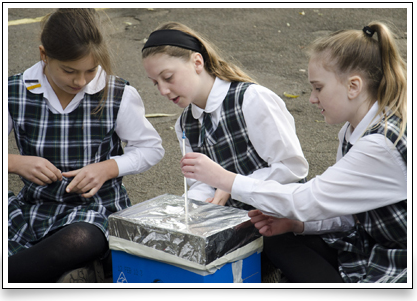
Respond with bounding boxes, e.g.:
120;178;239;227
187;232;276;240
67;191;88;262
142;29;202;53
363;26;375;37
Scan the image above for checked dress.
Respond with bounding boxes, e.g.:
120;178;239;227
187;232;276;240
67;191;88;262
321;114;407;283
8;74;131;256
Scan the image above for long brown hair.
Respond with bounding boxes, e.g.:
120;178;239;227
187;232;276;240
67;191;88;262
307;21;406;144
142;22;257;84
40;8;113;114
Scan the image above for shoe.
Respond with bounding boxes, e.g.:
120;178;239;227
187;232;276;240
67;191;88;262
57;259;105;283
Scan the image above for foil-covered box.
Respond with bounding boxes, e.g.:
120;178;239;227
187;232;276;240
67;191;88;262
108;194;262;274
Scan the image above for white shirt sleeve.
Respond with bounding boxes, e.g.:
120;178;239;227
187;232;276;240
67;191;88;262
175;117;216;202
231;133;407;222
112;85;164;177
242;85;309;184
302;216;356;234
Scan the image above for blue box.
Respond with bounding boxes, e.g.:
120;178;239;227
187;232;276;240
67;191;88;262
109;195;262;283
112;250;261;283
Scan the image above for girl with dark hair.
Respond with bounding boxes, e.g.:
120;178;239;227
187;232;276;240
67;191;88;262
8;8;164;283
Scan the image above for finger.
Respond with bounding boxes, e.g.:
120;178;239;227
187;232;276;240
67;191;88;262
205;198;214;203
211;198;220;205
180;159;195;169
81;186;99;199
42;167;62;182
258;226;272;237
62;169;79;178
182;169;196;179
77;181;95;194
30;176;49;186
250;215;267;224
253;219;270;229
183;152;201;160
36;171;55;185
248;210;263;218
66;173;83;193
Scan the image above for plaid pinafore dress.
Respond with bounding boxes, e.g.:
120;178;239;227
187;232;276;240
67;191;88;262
322;115;407;283
180;82;269;211
8;74;131;256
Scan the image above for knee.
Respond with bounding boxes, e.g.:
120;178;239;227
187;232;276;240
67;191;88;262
62;223;108;254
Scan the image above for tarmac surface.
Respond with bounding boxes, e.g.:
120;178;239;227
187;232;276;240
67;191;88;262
7;6;408;206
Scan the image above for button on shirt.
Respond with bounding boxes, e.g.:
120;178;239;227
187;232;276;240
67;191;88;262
175;77;309;203
8;61;164;177
231;102;407;234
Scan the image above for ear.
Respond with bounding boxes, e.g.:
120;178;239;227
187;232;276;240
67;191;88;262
39;46;47;63
192;52;205;74
347;75;363;100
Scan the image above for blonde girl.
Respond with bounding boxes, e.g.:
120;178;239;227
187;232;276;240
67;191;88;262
181;21;407;283
142;22;308;210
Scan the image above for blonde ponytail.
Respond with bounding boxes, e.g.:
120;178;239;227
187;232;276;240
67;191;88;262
368;21;407;144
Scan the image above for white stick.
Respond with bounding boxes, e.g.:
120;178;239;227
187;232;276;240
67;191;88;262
182;131;189;222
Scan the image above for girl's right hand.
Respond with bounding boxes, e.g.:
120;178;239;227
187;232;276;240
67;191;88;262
181;152;236;193
8;154;62;186
248;210;304;236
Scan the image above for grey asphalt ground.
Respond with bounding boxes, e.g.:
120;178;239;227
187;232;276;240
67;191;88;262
7;6;407;206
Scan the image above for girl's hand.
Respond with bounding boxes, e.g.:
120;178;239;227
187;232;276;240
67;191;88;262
181;153;236;193
248;210;304;236
206;189;230;206
8;154;62;186
62;159;118;198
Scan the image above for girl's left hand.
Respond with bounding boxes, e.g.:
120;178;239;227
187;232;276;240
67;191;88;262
62;160;119;198
181;152;236;193
206;189;230;206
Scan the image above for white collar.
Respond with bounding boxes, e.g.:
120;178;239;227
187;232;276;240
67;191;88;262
22;61;106;113
348;101;380;144
191;77;231;119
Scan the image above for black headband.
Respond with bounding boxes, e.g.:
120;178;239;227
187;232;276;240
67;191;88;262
142;29;203;53
363;26;375;37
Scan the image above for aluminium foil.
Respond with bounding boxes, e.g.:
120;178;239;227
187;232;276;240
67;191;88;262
108;194;261;266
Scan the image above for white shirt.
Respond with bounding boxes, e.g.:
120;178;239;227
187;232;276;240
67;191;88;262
232;102;407;234
175;77;309;202
8;61;165;177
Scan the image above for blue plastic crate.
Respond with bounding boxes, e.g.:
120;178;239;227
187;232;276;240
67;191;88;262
112;250;261;283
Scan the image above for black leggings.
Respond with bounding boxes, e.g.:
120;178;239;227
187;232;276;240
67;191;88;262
8;222;109;283
263;232;344;283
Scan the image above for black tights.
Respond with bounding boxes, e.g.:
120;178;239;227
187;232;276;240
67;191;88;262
8;222;109;283
263;232;344;283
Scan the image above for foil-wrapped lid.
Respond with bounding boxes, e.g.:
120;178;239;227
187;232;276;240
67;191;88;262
109;194;260;265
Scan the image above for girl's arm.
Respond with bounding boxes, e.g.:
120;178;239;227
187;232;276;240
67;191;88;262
182;134;406;222
242;85;309;184
111;85;165;176
230;135;406;221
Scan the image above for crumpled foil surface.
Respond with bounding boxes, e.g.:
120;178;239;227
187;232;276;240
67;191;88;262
108;194;260;265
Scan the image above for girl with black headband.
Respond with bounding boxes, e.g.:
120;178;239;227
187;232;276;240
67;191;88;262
181;21;407;283
142;22;308;211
